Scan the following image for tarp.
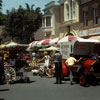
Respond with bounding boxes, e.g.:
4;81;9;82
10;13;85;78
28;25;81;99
29;41;38;49
49;37;62;46
39;46;59;51
58;36;77;45
36;40;45;47
88;36;100;42
37;39;51;47
6;41;18;47
42;39;51;46
0;44;6;49
75;38;99;43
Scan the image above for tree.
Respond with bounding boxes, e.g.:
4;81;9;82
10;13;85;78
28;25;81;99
3;3;42;44
0;0;2;10
0;0;7;25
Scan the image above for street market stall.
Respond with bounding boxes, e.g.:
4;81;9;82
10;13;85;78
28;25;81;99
0;42;30;84
49;37;61;46
39;46;59;51
59;36;100;85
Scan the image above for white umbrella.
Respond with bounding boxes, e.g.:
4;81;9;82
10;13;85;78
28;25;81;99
6;41;18;47
0;44;6;49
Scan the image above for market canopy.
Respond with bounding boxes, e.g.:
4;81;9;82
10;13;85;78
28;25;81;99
36;39;51;47
88;36;100;42
46;46;59;51
72;38;100;44
6;41;18;47
0;44;6;49
58;36;78;45
29;41;38;49
39;46;60;51
36;40;45;47
49;37;62;46
42;39;51;46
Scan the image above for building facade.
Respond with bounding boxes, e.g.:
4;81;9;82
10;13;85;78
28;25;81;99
59;0;80;37
79;0;100;40
42;1;61;39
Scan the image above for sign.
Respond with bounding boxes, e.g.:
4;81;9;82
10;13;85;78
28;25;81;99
80;27;100;36
60;42;71;59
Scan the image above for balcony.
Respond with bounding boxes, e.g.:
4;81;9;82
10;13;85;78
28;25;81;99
42;26;53;32
64;18;77;26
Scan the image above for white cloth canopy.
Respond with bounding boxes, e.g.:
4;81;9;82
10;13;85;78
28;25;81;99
0;44;6;49
36;40;45;47
6;41;18;47
29;41;38;49
49;37;62;46
36;39;51;47
58;36;78;45
46;46;59;51
39;46;59;51
42;39;51;46
75;38;99;43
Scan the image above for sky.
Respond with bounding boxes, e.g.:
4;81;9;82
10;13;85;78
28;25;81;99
2;0;58;14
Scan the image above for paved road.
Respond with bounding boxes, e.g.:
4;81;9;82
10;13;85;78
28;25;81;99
0;73;100;100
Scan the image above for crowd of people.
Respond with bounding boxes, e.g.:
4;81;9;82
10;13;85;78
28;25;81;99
1;47;100;85
36;50;99;85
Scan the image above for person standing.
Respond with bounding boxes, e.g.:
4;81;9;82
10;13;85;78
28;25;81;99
53;50;62;84
65;54;82;85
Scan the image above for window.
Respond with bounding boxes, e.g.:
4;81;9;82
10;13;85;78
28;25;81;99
66;4;70;20
84;11;88;27
93;8;98;25
46;16;51;26
42;17;45;27
66;0;76;21
72;1;76;19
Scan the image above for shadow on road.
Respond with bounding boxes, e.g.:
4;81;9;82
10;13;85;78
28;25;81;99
15;80;36;84
0;98;5;100
0;89;9;92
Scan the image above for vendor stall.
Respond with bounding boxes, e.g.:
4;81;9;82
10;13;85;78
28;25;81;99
59;36;100;85
49;37;62;46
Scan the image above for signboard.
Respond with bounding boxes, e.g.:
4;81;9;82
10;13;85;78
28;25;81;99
60;42;71;59
80;27;100;36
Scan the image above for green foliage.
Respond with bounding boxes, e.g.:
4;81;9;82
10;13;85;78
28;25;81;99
3;3;42;44
0;13;7;25
0;0;2;10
